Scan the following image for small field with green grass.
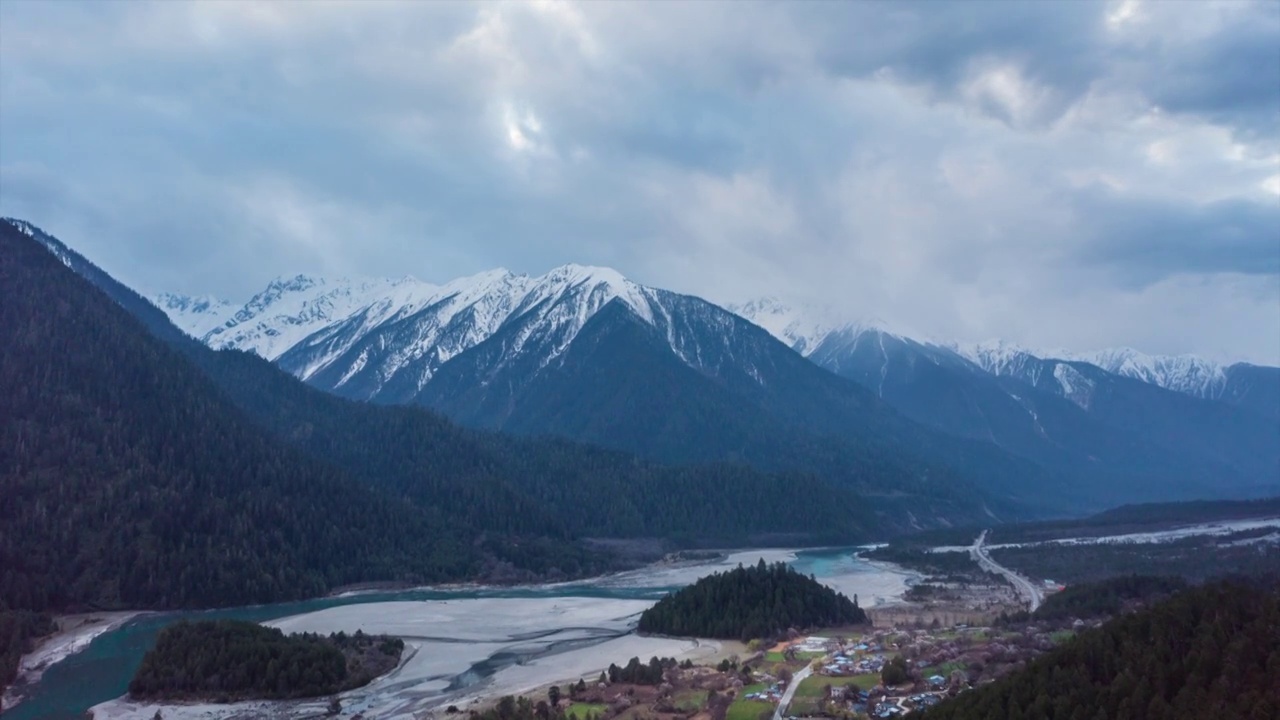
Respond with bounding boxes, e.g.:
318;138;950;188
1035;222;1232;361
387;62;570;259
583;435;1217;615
787;698;823;716
790;674;881;705
727;699;772;720
1050;629;1076;644
848;674;879;690
565;703;607;719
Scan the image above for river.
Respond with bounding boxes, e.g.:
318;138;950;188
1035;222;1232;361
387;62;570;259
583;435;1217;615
8;547;914;720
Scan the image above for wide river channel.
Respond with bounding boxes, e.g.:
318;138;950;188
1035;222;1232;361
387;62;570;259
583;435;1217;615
11;547;914;720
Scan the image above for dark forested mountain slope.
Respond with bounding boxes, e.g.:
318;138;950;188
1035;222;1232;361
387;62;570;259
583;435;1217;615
422;297;1067;522
1;219;879;580
0;222;486;612
197;349;878;543
1217;362;1280;421
920;581;1280;720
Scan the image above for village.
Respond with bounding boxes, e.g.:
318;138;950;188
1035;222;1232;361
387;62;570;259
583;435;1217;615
528;616;1084;720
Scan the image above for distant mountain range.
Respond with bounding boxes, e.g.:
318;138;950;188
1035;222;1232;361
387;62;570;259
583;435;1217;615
144;251;1278;513
9;217;1279;526
733;299;1279;504
154;277;1277;418
138;251;1068;522
730;297;1274;407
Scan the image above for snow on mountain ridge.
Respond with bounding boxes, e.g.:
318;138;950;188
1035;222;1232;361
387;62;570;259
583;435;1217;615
729;297;918;356
4;217;74;269
197;274;441;361
158;262;680;398
733;298;1257;403
955;340;1229;397
153;292;236;339
729;297;835;355
1062;347;1227;397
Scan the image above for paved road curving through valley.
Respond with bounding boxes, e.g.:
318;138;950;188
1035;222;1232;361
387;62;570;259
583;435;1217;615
970;530;1044;612
772;664;813;720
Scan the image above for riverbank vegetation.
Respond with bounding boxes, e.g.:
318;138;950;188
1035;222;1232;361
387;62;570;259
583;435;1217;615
638;560;867;640
0;610;55;691
606;656;679;685
860;547;986;584
127;620;403;701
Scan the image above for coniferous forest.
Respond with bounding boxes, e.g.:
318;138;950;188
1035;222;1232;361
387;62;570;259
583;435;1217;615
921;580;1280;720
128;620;403;701
0;223;872;620
1026;575;1188;622
637;560;867;640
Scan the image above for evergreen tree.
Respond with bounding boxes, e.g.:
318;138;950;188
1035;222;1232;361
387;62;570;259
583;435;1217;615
637;561;867;640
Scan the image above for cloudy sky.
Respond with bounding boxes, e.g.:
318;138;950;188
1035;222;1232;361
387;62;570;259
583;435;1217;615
2;0;1277;363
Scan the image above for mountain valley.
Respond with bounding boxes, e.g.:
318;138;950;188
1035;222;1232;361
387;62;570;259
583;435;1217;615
120;231;1279;515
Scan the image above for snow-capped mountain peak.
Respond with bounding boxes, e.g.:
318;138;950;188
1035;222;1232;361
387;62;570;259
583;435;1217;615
523;263;657;325
1060;347;1227;397
949;339;1045;375
169;274;441;361
156;263;688;401
728;297;837;355
153;292;236;339
730;297;917;357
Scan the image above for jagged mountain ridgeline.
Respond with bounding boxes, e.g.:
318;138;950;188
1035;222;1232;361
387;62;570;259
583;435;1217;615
11;218;1057;526
8;218;1279;536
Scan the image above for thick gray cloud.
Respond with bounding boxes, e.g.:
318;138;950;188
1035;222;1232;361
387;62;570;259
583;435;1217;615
1;0;1277;363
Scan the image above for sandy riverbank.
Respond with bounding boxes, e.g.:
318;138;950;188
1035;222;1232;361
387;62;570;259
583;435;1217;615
91;596;735;720
90;597;680;719
3;611;145;711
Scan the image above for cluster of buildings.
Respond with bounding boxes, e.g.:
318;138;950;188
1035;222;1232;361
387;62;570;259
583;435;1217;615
819;650;888;677
742;682;786;703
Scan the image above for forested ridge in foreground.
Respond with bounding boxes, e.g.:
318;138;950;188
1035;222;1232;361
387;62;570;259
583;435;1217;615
1;225;495;613
921;580;1280;720
128;620;403;701
637;560;866;640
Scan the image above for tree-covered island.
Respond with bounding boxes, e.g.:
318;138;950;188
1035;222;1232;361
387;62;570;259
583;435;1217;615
128;619;405;702
637;560;867;640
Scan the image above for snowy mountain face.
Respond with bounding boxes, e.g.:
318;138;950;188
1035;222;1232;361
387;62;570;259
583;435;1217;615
158;264;755;404
1064;347;1227;398
153;292;236;339
727;297;838;356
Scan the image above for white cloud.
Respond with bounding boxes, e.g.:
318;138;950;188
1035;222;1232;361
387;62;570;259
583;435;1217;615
1;0;1276;363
